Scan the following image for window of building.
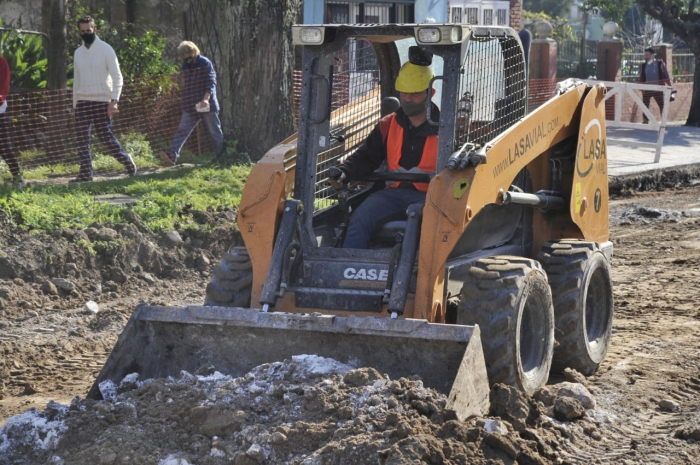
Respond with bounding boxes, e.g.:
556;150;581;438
328;3;349;23
326;2;413;24
466;8;479;24
451;7;463;23
396;4;414;22
497;9;507;25
483;9;493;25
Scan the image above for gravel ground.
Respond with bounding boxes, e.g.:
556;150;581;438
1;186;700;464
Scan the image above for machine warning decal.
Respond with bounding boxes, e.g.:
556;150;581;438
576;118;607;178
594;188;602;213
575;183;582;214
492;117;559;178
454;178;470;199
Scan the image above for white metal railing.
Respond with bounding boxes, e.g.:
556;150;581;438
584;80;672;163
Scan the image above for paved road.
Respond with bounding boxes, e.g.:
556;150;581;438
607;122;700;177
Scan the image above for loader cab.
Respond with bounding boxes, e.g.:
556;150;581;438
291;24;527;254
238;24;529;315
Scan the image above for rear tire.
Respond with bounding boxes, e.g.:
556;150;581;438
539;240;614;375
205;247;253;307
457;257;554;396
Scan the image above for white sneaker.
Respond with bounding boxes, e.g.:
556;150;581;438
125;154;137;176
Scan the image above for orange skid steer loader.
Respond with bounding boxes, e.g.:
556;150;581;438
90;24;614;419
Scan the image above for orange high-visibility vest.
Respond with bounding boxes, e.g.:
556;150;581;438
385;114;438;192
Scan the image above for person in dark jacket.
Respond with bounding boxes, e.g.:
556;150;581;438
162;41;223;164
638;47;672;124
330;47;438;249
0;56;26;189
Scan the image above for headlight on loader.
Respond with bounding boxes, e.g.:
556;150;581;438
417;28;441;43
300;28;324;44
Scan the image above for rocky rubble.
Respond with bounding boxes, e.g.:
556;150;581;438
0;356;607;465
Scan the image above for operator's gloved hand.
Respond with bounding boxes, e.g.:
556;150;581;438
328;166;346;190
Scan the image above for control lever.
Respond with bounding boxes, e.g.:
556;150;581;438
328;166;352;247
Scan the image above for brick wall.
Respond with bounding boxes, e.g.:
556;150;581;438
509;0;521;31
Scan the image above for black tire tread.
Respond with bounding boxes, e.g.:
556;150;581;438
538;239;612;375
457;256;554;394
205;247;253;307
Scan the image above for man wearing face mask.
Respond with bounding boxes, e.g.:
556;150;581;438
162;41;223;165
638;47;672;124
329;46;438;249
72;15;136;182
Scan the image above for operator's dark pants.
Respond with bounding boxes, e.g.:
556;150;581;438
75;100;131;178
641;91;664;123
0;111;21;177
343;188;426;249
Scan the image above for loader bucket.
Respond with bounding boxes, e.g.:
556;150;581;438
88;305;490;420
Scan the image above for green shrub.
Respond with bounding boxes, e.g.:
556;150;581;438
67;1;177;89
0;19;48;90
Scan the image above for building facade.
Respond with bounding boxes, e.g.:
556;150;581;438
303;0;521;29
449;0;510;27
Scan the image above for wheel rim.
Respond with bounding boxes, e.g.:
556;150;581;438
585;266;612;352
519;291;548;377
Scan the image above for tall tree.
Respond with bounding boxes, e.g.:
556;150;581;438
217;0;301;160
42;0;67;90
42;0;69;159
523;0;575;19
636;0;700;126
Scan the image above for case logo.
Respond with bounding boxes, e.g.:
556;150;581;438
343;268;389;281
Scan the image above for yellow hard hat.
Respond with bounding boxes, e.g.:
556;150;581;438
395;62;434;93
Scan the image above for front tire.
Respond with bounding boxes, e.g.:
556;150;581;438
204;247;253;307
538;240;614;375
458;257;555;396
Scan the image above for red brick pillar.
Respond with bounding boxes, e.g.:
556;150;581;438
509;0;522;31
655;44;673;81
529;32;557;109
597;23;622;119
530;39;557;80
596;41;622;82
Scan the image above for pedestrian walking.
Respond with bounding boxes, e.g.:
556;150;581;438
0;56;26;189
162;41;223;165
72;15;136;182
638;47;672;124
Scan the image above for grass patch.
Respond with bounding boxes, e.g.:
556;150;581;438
0;164;251;233
7;132;209;181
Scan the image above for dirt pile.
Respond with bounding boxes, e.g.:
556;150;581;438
608;166;700;196
0;356;604;465
0;215;240;406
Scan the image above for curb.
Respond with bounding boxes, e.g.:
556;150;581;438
609;163;700;196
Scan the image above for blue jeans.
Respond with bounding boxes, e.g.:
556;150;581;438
343;188;426;249
168;110;224;159
75;101;130;177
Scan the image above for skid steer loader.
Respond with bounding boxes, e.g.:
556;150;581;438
89;23;614;420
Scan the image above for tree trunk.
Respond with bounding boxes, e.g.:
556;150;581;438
42;0;70;161
42;0;67;91
687;52;700;127
217;0;301;160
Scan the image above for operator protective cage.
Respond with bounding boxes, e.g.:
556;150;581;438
291;23;528;226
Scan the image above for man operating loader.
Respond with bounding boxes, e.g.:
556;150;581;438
329;46;439;249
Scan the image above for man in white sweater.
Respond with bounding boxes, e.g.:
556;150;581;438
72;15;136;182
